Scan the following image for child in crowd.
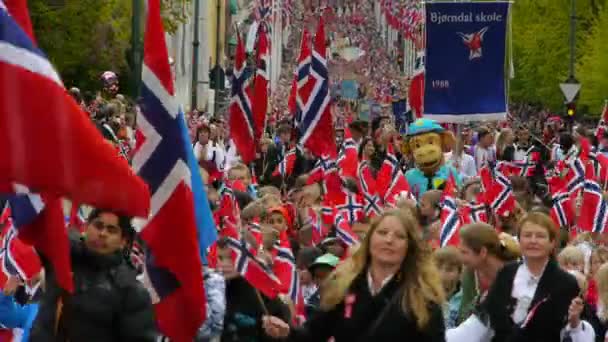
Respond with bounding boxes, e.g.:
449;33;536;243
433;246;464;329
559;245;586;274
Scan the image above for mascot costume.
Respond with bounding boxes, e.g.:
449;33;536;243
403;118;462;199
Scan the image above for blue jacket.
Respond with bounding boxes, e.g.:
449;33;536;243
405;164;462;199
0;293;39;341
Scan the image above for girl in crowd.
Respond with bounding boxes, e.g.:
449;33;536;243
262;209;446;341
455;223;521;324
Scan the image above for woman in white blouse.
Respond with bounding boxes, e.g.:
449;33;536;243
448;212;593;342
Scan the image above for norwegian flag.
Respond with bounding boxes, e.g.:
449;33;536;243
254;0;272;21
252;25;269;142
298;17;337;158
218;184;242;229
595;100;608;140
579;162;608;233
376;144;412;205
290;29;312;125
2;185;72;292
222;227;282;298
247;221;263;250
272;147;297;177
307;155;334;185
439;176;462;247
335;192;365;225
565;158;586;194
307;207;328;246
358;160;382;217
408;51;425;119
334;212;360;247
273;232;299;302
488;170;517;217
229;34;256;164
548;176;574;228
131;1;205;340
0;222;42;294
497;152;539;178
337;127;358;178
459;201;488;225
0;1;149;216
272;234;305;324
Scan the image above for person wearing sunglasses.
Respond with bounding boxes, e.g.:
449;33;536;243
29;208;158;341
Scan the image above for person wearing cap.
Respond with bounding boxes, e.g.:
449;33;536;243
305;254;340;319
29;209;157;341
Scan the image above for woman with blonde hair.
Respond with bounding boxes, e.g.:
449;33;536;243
262;209;446;341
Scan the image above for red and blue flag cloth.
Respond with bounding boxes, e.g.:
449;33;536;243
221;226;282;298
547;176;574;229
288;29;311;125
297;17;337;158
229;34;256;164
337;127;358;179
1;184;72;292
376;143;413;206
131;1;205;340
307;155;334;185
358;160;382;218
252;26;269;142
439;176;461;247
0;0;149;218
0;214;42;293
579;162;608;233
272;147;297;177
334;211;360;247
272;231;299;303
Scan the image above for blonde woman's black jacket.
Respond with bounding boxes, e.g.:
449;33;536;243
479;259;579;342
288;271;445;342
29;234;158;341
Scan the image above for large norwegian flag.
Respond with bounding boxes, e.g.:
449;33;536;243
229;34;256;164
298;18;337;158
0;0;149;217
132;1;205;340
252;26;269;142
289;29;312;125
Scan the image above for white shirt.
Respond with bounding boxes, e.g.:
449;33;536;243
194;141;225;171
448;152;477;180
511;262;544;325
474;145;496;170
367;270;394;296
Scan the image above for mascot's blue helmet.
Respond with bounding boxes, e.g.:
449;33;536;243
407;118;445;137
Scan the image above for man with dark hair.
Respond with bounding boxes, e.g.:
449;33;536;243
29;209;158;341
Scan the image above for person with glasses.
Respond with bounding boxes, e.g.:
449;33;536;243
29;208;158;341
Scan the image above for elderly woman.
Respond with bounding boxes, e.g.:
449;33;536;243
449;212;592;342
262;209;446;341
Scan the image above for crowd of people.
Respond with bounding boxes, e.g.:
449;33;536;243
3;0;608;342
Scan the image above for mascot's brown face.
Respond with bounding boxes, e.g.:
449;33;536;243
405;131;455;175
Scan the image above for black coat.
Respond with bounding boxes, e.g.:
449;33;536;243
222;277;291;342
480;259;579;342
289;272;445;342
30;235;157;342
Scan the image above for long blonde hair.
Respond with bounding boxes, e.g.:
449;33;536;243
597;263;608;322
320;209;445;329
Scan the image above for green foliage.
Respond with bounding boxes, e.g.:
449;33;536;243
578;3;608;115
509;0;608;115
28;0;191;95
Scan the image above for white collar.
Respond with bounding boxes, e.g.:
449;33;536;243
367;270;395;296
